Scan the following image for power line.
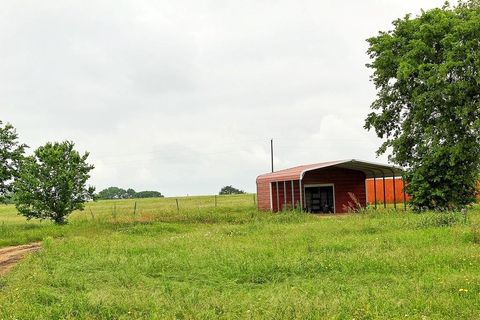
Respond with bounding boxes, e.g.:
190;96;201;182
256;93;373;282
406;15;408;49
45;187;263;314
92;137;267;160
95;147;263;166
90;136;379;167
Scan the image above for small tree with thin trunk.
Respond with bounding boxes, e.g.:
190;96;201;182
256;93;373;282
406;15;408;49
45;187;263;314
13;141;95;224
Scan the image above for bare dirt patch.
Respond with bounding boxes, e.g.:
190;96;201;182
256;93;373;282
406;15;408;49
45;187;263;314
0;243;41;276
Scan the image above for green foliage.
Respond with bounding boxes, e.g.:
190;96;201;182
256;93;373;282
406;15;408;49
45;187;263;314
365;1;480;210
219;185;245;195
97;187;163;199
1;194;14;205
126;188;136;198
0;121;27;202
97;186;129;199
133;190;163;198
13;141;95;224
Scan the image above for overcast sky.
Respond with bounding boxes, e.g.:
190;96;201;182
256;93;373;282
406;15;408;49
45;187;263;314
1;0;451;196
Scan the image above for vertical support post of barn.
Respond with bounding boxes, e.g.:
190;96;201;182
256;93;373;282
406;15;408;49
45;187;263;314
299;179;303;212
283;181;287;209
269;182;273;210
382;175;387;209
291;180;294;207
373;176;377;209
392;172;397;210
402;176;407;211
276;181;280;212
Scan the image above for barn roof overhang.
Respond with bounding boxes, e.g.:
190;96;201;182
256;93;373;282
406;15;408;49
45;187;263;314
256;159;404;183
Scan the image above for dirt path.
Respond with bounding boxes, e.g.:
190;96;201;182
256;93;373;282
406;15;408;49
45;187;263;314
0;243;41;276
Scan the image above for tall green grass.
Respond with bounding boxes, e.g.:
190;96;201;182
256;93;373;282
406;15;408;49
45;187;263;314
1;196;480;319
0;194;258;247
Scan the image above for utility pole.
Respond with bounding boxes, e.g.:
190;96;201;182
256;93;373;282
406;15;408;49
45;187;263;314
270;139;274;172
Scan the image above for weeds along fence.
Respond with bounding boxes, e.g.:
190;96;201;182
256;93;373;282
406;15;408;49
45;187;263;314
81;194;257;221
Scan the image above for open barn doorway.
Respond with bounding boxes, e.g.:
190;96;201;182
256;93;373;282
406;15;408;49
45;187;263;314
304;185;335;213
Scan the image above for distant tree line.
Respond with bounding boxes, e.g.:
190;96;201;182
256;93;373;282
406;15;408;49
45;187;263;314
219;185;245;195
97;187;164;200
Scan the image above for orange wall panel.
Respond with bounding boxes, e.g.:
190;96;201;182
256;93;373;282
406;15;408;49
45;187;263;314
366;178;410;204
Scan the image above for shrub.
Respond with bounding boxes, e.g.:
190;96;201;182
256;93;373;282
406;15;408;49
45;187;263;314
13;141;95;224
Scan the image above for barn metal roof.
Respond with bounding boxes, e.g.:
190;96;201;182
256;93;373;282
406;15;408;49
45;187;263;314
256;159;404;182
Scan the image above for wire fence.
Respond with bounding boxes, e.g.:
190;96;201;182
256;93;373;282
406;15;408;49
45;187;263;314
80;194;257;220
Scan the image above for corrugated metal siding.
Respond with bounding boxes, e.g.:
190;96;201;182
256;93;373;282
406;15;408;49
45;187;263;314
289;180;301;209
273;181;290;211
292;180;301;208
366;179;480;204
303;167;366;213
366;178;409;204
257;179;302;211
256;179;271;211
256;160;346;182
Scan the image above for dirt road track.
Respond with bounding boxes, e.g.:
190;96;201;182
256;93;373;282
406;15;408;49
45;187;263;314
0;243;41;276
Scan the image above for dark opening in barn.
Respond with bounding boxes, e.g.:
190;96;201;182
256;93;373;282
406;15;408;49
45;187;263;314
304;185;334;213
256;159;405;213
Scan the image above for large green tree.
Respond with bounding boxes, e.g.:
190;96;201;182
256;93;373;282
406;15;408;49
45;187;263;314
0;121;26;202
13;141;95;224
365;1;480;210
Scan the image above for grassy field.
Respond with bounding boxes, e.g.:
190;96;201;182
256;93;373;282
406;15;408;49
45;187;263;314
1;195;480;319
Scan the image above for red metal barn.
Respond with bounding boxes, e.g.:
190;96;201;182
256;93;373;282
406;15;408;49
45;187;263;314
256;159;404;213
